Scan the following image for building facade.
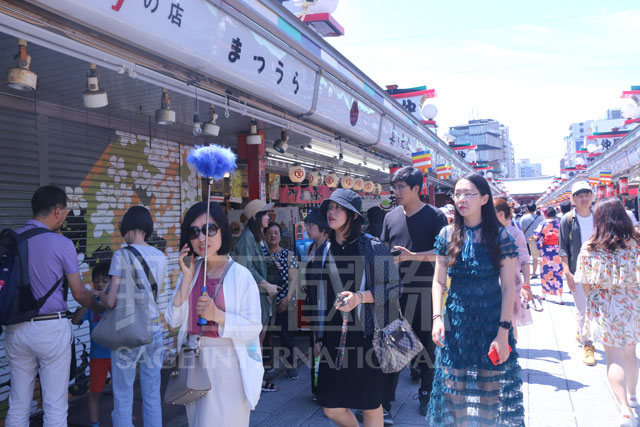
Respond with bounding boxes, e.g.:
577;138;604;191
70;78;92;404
516;159;542;178
449;119;516;178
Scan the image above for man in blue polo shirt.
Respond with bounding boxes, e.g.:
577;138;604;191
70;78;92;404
5;185;103;427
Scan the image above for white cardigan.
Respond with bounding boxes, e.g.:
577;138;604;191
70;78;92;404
164;259;264;409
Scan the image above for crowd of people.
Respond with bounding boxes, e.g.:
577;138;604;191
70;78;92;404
3;168;640;427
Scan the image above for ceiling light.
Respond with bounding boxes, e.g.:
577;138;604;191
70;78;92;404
246;118;262;145
203;104;220;136
273;129;289;154
6;39;37;91
155;88;175;125
82;63;108;108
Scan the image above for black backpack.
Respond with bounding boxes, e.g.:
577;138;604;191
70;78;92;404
0;228;67;325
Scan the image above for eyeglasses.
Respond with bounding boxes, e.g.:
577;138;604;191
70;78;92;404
187;223;219;240
452;192;480;200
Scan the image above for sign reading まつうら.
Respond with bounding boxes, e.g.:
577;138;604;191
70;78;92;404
33;0;315;114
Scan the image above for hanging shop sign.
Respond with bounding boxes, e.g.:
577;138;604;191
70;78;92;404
388;86;438;125
375;117;419;159
279;185;332;204
310;76;380;144
268;173;281;201
33;0;316;114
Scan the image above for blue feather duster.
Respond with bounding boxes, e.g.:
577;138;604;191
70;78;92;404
187;145;237;179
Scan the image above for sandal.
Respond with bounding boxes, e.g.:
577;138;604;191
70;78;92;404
262;380;279;392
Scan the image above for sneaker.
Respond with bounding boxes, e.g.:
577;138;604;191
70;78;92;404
620;413;636;426
629;395;638;408
354;409;393;425
287;368;298;380
583;345;596;366
383;408;394;425
417;389;430;416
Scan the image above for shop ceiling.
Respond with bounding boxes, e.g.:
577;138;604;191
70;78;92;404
0;32;392;181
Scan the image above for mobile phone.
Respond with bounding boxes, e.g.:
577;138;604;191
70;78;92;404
488;345;512;365
390;249;402;257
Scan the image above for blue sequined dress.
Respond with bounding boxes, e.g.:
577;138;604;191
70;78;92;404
426;224;524;426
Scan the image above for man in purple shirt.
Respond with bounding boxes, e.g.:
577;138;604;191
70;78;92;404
5;185;103;427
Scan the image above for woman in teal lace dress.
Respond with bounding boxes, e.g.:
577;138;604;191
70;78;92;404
428;173;524;426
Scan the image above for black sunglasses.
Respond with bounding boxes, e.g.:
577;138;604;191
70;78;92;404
187;223;219;240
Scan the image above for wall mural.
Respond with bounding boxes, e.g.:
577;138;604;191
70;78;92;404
0;130;200;420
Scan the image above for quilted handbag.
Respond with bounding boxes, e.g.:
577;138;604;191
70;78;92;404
372;300;424;374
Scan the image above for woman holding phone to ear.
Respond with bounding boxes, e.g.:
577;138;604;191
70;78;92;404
428;174;524;426
165;202;263;426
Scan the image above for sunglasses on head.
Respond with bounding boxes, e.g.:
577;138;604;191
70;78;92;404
187;223;219;240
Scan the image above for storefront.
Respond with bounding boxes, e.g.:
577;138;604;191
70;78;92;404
0;0;477;419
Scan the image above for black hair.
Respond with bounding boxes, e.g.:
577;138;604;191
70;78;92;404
247;211;268;243
545;206;557;218
120;206;154;238
92;261;111;281
31;185;67;217
526;202;537;213
328;205;364;244
305;219;330;234
448;173;502;268
390;166;424;191
179;201;232;256
560;201;572;214
266;222;282;234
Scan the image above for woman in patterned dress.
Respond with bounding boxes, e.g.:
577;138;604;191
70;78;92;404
429;174;524;426
574;197;640;426
264;222;300;380
533;206;564;303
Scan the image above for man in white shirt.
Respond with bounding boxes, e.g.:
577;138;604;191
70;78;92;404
558;181;596;366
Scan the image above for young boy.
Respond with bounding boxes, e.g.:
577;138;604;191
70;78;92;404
72;261;111;427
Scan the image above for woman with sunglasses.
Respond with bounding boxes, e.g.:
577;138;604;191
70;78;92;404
494;197;534;338
165;202;263;426
428;174;524;426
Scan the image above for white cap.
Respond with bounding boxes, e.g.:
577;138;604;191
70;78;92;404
244;199;273;219
440;207;453;219
571;181;592;195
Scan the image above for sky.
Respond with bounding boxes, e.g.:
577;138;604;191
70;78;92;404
322;0;640;176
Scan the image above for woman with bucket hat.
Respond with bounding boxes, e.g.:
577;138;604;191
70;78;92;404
235;199;281;392
316;189;402;427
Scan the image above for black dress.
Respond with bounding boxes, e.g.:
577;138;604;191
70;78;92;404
316;238;387;410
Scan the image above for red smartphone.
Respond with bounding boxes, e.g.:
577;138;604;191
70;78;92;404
488;345;512;365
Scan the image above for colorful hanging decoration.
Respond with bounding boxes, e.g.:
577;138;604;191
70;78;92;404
599;171;612;184
436;163;452;180
412;150;432;173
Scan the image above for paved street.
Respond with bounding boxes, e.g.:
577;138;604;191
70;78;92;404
60;277;635;427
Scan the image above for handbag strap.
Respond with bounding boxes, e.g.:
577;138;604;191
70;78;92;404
366;239;403;332
195;258;234;351
124;245;158;301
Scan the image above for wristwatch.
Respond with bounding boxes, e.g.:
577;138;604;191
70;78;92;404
356;291;364;304
498;321;512;330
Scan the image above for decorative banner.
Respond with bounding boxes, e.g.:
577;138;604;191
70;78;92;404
279;185;332;204
620;177;629;195
412;150;431;173
599;171;612;184
231;170;246;203
436;163;452;180
387;85;438;124
589;176;599;187
451;144;478;151
605;183;615;197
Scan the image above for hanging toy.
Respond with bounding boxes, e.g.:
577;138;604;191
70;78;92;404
187;144;237;326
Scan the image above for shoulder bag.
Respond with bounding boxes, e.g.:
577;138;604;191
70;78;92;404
164;259;234;406
367;240;424;374
91;248;154;350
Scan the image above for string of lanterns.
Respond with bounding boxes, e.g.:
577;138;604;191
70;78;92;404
288;164;381;194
